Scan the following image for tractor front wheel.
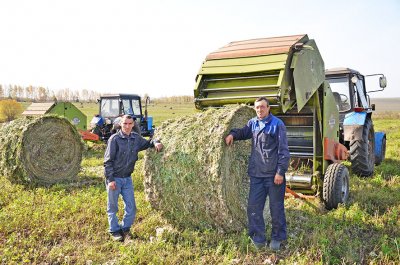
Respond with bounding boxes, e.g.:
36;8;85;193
323;163;350;210
350;118;375;177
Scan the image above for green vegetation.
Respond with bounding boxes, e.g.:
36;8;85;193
72;101;197;128
0;102;399;264
146;102;198;127
0;99;23;122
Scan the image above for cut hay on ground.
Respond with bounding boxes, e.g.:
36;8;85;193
0;115;84;185
144;105;256;232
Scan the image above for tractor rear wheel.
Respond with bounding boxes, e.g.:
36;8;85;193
323;163;349;210
350;118;375;177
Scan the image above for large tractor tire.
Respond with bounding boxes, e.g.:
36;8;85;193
374;132;386;166
349;118;375;177
323;163;350;210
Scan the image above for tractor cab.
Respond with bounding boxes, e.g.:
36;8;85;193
326;68;387;175
326;68;387;118
90;94;154;141
100;94;143;121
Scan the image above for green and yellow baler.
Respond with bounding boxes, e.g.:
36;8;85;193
22;102;87;130
194;34;349;209
22;101;102;141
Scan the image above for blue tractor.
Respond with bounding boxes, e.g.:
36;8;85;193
90;94;154;141
326;68;387;176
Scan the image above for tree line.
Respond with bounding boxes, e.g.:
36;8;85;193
152;95;193;104
0;84;100;102
0;84;194;104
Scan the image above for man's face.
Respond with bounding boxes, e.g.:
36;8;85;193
254;100;270;120
120;117;134;135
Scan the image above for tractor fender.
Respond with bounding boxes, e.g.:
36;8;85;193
343;112;367;142
374;132;386;165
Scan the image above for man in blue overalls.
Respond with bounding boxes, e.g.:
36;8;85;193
225;97;290;251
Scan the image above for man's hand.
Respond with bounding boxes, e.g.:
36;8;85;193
274;173;284;185
154;142;163;152
108;181;117;190
225;135;234;146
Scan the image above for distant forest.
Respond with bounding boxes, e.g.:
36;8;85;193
0;84;193;103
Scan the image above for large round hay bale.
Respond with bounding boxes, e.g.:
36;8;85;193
144;105;258;232
0;115;84;185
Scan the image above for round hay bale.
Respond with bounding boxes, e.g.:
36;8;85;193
0;115;84;185
144;105;258;232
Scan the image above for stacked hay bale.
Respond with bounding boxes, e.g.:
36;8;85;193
0;115;84;185
144;105;258;232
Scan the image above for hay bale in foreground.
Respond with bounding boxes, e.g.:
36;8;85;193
0;115;84;185
144;105;256;232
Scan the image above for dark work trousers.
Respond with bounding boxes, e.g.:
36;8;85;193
247;176;287;244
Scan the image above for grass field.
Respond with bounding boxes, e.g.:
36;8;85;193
73;101;198;127
0;100;399;264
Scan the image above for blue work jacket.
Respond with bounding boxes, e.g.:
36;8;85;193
229;114;290;178
104;130;157;182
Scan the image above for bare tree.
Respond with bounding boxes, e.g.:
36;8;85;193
16;86;23;99
38;87;48;101
80;89;86;101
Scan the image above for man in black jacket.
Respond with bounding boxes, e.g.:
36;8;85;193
104;115;162;241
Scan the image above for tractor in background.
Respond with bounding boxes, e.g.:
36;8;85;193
21;94;154;142
193;34;387;209
325;68;387;177
90;94;154;141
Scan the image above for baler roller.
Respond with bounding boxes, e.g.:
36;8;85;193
205;73;279;82
202;84;279;93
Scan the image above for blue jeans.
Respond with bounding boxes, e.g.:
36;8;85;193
106;176;136;233
247;176;287;244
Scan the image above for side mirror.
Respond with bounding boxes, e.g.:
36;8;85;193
379;76;387;88
366;73;386;93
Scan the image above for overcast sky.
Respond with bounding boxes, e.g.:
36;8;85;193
0;0;399;98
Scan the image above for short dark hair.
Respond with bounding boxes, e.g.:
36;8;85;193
122;115;133;120
122;114;136;120
255;97;270;106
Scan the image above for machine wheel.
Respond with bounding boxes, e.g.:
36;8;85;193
374;133;386;166
323;163;350;210
350;118;375;177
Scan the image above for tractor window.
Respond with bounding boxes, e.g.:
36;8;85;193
353;77;369;109
131;99;141;116
122;99;132;115
326;77;351;112
100;99;120;118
